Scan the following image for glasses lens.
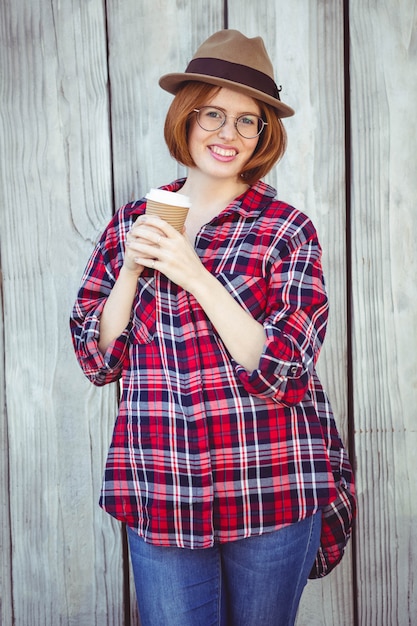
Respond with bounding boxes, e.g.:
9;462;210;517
196;107;225;131
236;115;264;138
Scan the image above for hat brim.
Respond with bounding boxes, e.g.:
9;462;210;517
159;73;295;118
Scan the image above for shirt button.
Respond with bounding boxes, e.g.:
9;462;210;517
290;365;298;375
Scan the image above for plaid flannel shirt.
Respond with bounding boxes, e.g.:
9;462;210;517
70;179;353;552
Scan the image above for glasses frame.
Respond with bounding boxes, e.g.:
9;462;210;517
193;106;268;139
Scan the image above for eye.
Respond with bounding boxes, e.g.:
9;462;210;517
238;115;257;126
204;107;224;120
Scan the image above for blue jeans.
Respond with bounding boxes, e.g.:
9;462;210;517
127;512;321;626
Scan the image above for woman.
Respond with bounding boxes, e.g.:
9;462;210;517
71;29;355;626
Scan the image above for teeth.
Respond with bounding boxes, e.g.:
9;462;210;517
211;146;236;157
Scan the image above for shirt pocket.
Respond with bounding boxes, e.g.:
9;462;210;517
129;275;157;344
217;272;267;320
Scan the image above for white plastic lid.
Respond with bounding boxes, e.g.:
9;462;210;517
145;188;191;207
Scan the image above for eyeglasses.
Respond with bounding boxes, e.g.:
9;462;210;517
193;106;267;139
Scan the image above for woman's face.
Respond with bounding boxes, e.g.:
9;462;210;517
187;87;261;183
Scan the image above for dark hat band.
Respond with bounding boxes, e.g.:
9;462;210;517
185;58;281;101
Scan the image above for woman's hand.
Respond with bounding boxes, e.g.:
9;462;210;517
128;215;207;291
97;215;168;354
123;217;156;275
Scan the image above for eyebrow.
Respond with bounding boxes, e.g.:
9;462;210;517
204;105;261;117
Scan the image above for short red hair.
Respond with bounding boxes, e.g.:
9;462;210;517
163;82;287;185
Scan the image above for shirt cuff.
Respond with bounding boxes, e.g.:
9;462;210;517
78;302;130;385
234;324;309;404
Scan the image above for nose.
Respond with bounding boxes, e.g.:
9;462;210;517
217;116;238;140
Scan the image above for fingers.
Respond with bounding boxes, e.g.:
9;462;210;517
126;215;182;263
125;215;200;284
124;217;166;272
126;218;163;254
128;225;163;246
131;214;177;240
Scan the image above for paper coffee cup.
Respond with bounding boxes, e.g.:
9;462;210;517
145;188;191;231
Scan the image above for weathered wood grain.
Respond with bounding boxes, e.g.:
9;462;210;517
0;0;124;623
0;271;12;626
228;1;353;624
350;1;417;623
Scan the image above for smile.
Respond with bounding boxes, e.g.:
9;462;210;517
210;145;237;158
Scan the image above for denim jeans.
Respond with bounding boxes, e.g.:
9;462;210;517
127;511;321;626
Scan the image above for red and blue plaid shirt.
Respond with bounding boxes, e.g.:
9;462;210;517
70;179;352;551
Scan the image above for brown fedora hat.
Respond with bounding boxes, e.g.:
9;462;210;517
159;30;294;118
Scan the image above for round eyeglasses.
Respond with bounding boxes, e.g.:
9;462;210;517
193;106;267;139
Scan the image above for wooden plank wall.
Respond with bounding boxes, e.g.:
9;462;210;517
0;1;416;624
350;1;417;623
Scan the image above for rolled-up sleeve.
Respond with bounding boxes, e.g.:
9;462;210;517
71;298;130;386
235;233;329;406
70;228;130;386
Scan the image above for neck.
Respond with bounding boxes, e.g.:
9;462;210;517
179;170;250;243
180;169;249;212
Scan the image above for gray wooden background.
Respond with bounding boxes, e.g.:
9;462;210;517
1;1;416;624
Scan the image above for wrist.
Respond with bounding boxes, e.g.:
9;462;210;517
187;266;216;300
120;262;143;280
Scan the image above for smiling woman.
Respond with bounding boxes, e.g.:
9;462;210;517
183;87;261;186
70;28;355;626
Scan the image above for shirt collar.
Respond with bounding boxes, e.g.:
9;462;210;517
162;178;277;220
